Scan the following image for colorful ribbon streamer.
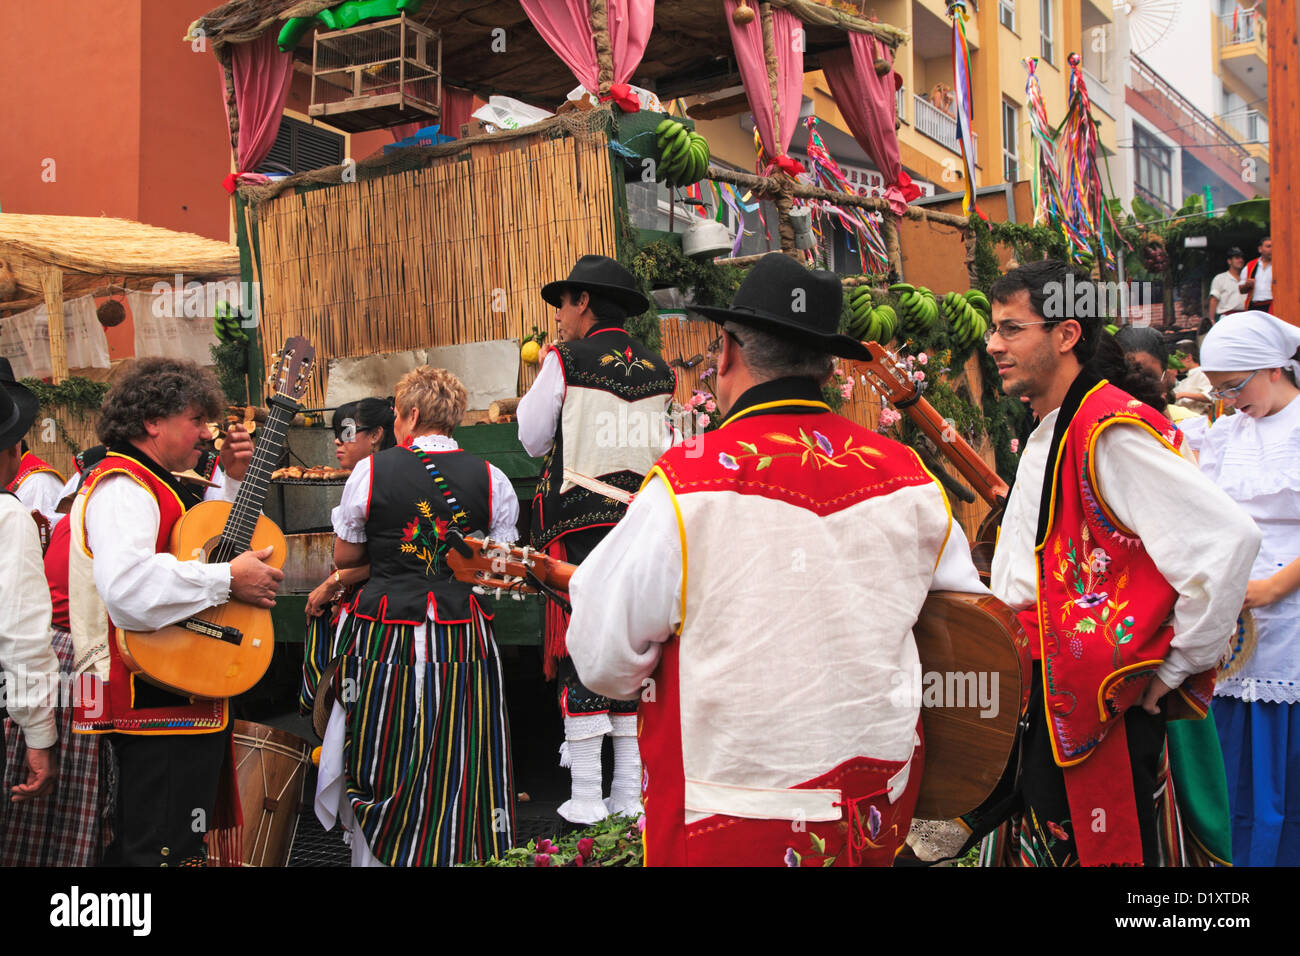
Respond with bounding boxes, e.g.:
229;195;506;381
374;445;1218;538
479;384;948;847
950;1;985;220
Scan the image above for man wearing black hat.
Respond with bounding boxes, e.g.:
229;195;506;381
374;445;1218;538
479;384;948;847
0;371;62;821
564;253;986;865
516;254;675;824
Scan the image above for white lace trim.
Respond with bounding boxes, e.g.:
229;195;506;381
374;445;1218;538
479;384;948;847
1215;676;1300;705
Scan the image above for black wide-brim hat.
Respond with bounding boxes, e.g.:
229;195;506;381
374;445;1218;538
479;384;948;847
691;252;869;362
0;357;40;451
540;254;650;316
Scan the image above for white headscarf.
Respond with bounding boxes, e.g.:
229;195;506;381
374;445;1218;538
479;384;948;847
1201;310;1300;379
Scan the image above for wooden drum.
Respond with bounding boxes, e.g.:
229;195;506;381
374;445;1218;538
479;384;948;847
211;720;312;867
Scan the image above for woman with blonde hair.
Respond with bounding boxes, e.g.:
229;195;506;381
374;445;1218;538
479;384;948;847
315;366;520;866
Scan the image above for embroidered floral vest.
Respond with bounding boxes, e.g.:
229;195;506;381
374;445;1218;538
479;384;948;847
72;452;227;735
7;450;64;494
351;444;492;625
1036;383;1214;767
530;325;674;551
639;398;951;865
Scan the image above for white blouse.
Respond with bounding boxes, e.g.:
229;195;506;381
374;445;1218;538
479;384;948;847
1193;396;1300;702
332;434;519;545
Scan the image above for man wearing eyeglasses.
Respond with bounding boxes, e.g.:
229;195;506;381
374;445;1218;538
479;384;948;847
975;259;1260;867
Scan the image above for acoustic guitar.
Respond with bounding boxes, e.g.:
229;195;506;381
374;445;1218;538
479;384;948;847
116;337;316;699
447;534;1030;820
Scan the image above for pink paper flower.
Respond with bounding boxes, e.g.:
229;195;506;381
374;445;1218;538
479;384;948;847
698;414;710;428
840;381;853;400
914;370;925;382
1009;438;1020;454
534;853;551;867
577;837;595;860
704;399;716;413
917;352;929;365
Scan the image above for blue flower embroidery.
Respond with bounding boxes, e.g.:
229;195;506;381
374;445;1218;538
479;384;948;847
1076;591;1108;609
813;430;833;456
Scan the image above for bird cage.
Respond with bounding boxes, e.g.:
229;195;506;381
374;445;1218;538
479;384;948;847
309;14;441;133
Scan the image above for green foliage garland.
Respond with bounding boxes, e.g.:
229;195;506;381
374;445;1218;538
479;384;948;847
621;238;745;351
19;376;111;456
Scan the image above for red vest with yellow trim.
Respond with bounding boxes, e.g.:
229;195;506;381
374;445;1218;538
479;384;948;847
72;453;227;735
7;450;64;494
1036;384;1214;769
640;403;947;866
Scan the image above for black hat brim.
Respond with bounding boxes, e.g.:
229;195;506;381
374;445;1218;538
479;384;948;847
0;382;41;451
540;280;650;316
691;304;872;363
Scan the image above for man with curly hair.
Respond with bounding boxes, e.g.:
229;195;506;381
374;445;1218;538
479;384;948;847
69;357;283;866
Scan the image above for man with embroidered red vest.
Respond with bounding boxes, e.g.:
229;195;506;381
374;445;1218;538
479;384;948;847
565;253;988;866
69;358;281;866
0;360;65;529
980;260;1260;866
517;255;675;824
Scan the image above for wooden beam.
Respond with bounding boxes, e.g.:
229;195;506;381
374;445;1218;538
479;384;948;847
41;268;67;384
1269;2;1298;327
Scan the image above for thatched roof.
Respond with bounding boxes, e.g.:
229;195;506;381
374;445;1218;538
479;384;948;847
0;214;240;310
193;0;908;105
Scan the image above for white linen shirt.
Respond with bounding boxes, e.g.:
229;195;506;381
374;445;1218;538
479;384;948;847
82;469;242;633
567;475;989;701
990;407;1261;689
331;434;519;546
14;470;65;529
0;494;60;749
1210;270;1247;316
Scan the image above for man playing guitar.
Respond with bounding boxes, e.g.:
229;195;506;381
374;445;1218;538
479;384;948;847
70;358;282;867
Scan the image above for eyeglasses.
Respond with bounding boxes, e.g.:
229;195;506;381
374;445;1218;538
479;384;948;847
1207;369;1260;401
983;321;1055;344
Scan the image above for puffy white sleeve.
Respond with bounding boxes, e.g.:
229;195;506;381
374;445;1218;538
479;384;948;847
567;475;682;700
516;350;565;458
487;463;520;543
1093;425;1261;689
203;465;243;503
15;471;65;528
0;499;60;749
331;457;372;544
931;518;990;595
83;475;233;633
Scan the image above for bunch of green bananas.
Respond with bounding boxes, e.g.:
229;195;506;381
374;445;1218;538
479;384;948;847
655;118;711;187
214;302;248;344
891;283;939;334
845;285;897;343
941;289;991;348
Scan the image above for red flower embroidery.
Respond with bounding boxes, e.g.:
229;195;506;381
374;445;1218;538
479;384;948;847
624;346;633;363
401;518;419;543
434;516;448;540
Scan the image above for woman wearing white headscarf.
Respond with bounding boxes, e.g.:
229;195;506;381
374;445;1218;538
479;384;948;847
1191;310;1300;866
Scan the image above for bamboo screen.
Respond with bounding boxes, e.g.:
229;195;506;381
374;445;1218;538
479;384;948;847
251;130;619;407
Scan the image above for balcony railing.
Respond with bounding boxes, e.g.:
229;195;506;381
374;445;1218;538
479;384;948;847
913;93;978;166
897;85;907;124
1220;109;1269;145
1218;11;1266;48
1128;56;1249;172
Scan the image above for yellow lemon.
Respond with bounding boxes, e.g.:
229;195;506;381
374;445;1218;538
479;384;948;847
521;340;541;365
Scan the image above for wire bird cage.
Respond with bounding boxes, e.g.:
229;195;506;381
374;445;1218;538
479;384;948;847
309;14;441;133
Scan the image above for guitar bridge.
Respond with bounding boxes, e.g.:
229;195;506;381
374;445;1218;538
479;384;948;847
180;618;244;645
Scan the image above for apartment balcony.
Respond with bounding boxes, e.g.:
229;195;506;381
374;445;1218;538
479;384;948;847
1217;11;1267;101
913;93;979;168
1217;108;1270;168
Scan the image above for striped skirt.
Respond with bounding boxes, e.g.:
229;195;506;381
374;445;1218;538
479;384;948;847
300;609;345;716
1;627;114;866
334;604;515;866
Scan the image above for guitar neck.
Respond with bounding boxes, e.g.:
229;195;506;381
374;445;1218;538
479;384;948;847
216;397;297;556
897;391;1008;506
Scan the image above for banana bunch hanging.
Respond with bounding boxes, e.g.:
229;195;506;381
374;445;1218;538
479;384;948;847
890;283;939;335
214;302;248;344
655;118;711;187
940;289;991;348
844;285;898;344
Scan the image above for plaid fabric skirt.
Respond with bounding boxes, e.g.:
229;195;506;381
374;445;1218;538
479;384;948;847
335;603;515;866
1;627;114;866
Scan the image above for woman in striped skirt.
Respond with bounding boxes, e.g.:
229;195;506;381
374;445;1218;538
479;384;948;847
315;367;519;866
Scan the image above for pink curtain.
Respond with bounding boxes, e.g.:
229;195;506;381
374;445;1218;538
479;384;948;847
725;0;804;167
821;35;919;216
520;0;654;90
391;86;476;141
228;31;294;173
